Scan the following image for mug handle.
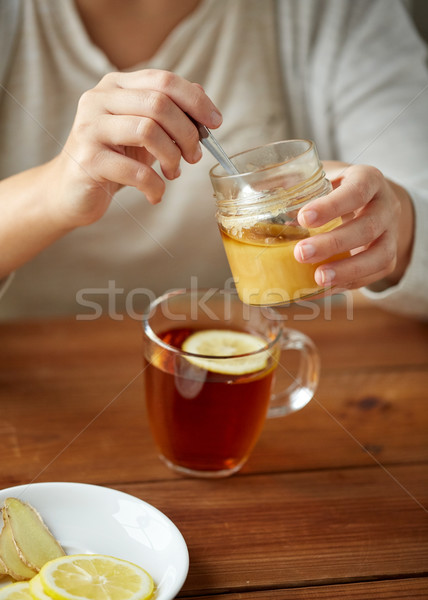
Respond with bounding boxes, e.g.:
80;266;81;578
267;328;320;418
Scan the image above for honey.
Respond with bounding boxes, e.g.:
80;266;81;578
219;218;346;305
210;139;342;306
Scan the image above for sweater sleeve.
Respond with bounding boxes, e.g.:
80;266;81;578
359;188;428;320
331;1;428;319
0;0;22;86
278;0;428;319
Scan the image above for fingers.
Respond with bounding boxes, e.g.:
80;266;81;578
297;164;384;229
293;164;401;291
94;149;166;205
109;70;223;129
295;194;392;264
95;114;182;180
81;88;202;166
75;69;223;178
313;230;397;289
63;69;223;216
96;89;201;164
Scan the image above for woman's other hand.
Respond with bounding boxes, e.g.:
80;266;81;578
293;161;415;291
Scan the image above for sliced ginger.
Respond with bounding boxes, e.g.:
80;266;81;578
0;555;8;578
0;519;37;581
2;498;65;573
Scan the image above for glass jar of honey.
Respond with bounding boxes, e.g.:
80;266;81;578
210;139;345;306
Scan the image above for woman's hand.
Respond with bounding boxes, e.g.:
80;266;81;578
53;69;222;227
293;162;415;291
0;69;222;278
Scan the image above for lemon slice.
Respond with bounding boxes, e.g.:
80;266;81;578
39;554;154;600
0;581;32;600
182;329;270;375
29;575;53;600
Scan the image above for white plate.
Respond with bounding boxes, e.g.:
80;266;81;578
0;482;189;600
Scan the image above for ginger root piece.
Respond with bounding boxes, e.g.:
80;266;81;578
0;519;38;581
3;498;65;572
0;554;8;578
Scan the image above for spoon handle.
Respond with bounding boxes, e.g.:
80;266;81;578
187;115;239;176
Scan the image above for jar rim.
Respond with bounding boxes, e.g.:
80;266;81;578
209;139;314;180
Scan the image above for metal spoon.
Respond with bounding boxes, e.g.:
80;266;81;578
188;116;256;199
187;116;240;176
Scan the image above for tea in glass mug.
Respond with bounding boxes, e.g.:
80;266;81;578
210;140;348;306
142;289;320;478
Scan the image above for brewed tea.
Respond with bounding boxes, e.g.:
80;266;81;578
144;327;277;474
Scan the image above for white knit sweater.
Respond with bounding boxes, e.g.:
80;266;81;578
0;0;427;319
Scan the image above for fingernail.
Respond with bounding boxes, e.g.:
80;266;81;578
300;209;317;227
296;242;315;261
174;166;181;178
210;110;222;127
192;146;203;162
317;268;336;286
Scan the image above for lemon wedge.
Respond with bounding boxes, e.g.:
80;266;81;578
39;554;154;600
182;329;270;375
0;581;32;600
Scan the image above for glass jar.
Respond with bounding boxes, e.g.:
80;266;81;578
210;139;345;306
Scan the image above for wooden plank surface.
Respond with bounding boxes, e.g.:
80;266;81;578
1;307;427;486
1;364;428;485
184;578;428;600
1;305;428;373
0;306;427;598
113;465;428;595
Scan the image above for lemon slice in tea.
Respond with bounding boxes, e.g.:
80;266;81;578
182;329;270;375
0;582;33;600
39;554;154;600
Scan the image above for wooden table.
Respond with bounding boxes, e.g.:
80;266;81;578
1;304;427;598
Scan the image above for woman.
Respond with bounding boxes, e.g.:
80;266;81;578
0;0;427;318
